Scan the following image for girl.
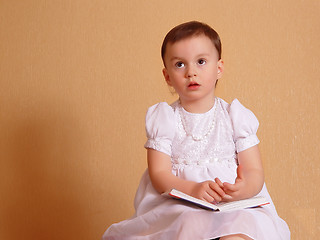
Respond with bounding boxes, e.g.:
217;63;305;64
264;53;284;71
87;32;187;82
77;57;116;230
102;21;290;240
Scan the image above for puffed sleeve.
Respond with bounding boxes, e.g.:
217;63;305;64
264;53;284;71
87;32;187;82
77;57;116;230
228;99;260;153
144;102;175;156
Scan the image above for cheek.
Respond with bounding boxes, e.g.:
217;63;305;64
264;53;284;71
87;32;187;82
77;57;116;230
206;69;219;79
166;72;179;82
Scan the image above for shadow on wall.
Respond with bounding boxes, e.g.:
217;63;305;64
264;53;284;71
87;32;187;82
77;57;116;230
2;102;93;240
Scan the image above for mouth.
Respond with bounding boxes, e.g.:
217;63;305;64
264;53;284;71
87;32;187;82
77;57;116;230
188;82;200;89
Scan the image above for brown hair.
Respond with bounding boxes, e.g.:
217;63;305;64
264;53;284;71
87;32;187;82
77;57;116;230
161;21;222;65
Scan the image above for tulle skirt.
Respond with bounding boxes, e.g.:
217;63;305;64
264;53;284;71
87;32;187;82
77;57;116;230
102;163;290;240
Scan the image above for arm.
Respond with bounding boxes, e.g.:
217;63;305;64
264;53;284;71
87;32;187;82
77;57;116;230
147;148;225;203
222;145;264;201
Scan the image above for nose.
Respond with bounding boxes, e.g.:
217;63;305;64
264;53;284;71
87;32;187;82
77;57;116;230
185;64;197;78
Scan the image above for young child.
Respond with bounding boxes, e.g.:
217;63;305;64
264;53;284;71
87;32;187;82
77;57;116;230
102;21;290;240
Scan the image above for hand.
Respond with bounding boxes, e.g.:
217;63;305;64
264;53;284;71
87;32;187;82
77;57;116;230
222;165;247;201
190;179;225;203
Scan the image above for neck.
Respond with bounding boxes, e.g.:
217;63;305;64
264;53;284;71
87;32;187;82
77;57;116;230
179;97;216;113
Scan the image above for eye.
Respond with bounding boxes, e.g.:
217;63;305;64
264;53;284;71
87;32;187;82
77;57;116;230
198;59;206;65
175;61;185;68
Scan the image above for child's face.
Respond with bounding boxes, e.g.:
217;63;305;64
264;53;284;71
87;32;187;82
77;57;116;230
162;35;223;107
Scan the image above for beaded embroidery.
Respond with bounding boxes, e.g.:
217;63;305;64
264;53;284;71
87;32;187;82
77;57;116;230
178;98;218;141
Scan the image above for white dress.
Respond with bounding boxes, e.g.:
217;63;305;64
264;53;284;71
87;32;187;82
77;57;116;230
102;98;290;240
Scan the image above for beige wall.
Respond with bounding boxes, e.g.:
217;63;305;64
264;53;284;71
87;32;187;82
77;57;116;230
1;0;319;239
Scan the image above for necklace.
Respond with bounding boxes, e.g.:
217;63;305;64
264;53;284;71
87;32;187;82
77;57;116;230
178;99;217;141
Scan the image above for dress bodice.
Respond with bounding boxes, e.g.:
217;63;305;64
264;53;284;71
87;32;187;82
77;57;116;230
144;97;260;170
170;99;237;167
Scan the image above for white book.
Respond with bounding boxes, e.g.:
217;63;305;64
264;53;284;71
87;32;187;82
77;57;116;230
163;189;270;212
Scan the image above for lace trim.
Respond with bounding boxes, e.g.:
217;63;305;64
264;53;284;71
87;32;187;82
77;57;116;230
144;139;171;156
172;157;237;169
236;135;260;153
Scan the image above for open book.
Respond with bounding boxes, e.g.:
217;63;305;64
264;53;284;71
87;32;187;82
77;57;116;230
163;189;270;212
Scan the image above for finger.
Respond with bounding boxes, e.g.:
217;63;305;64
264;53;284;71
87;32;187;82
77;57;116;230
202;192;215;203
222;194;233;202
215;177;224;188
206;189;222;203
198;187;215;203
208;183;225;202
209;181;225;197
223;182;240;193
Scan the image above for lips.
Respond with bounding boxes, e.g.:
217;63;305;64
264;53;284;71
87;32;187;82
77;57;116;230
188;81;200;89
188;82;200;87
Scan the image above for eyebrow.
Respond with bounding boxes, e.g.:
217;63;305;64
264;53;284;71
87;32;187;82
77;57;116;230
169;53;211;62
169;57;182;62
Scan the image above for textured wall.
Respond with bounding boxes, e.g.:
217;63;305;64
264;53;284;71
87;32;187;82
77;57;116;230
1;0;319;239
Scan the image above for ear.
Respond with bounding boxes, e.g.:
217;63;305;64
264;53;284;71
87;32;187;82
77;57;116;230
162;68;172;86
217;59;224;79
